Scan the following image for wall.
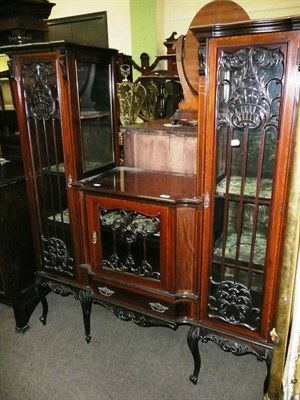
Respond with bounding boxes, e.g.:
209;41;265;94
130;0;157;79
48;0;132;54
161;0;300;54
49;0;300;63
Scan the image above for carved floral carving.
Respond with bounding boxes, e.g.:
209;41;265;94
42;236;74;275
99;207;161;279
208;280;260;330
218;47;284;130
22;62;60;120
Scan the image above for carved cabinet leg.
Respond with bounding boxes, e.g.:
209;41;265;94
187;326;202;385
263;349;273;395
34;275;48;326
201;333;273;395
79;290;92;343
190;328;273;395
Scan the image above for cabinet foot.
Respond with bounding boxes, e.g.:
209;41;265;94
34;275;48;325
15;324;31;334
79;289;92;343
187;326;202;385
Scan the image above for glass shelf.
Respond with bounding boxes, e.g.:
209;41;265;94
213;231;266;266
48;209;70;224
216;176;273;200
77;61;115;174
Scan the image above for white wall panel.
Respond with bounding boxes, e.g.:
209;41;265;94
162;0;300;54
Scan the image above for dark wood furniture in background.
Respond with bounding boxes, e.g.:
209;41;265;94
0;67;38;332
121;32;183;121
2;14;300;396
47;12;109;48
0;0;54;45
0;163;38;332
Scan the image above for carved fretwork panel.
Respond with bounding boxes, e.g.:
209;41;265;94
99;207;161;280
22;62;60;121
208;280;260;330
206;42;288;332
217;46;284;130
20;57;74;275
42;236;74;275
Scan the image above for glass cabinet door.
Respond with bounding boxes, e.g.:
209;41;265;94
18;54;75;276
86;196;172;291
207;43;287;332
77;61;115;173
10;45;117;279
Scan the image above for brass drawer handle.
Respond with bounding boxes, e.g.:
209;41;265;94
149;302;169;314
98;286;115;297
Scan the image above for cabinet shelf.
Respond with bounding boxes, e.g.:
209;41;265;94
47;209;70;225
216;176;273;201
47;163;65;175
212;254;265;273
214;193;271;206
80;111;110;119
213;231;266;267
216;176;273;200
76;166;197;203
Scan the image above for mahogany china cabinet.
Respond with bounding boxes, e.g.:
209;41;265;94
2;14;300;395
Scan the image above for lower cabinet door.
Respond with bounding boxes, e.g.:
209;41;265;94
84;195;174;293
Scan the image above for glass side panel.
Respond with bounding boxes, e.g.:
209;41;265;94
99;207;161;280
21;60;74;276
209;45;285;331
77;62;114;173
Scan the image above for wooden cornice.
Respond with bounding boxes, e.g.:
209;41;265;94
191;15;300;39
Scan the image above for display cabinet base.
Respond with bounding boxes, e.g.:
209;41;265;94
33;273;273;395
93;297;179;330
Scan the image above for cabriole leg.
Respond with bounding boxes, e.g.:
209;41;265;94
79;290;92;343
187;326;202;385
34;275;48;326
263;349;272;395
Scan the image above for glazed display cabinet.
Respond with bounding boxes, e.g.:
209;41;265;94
2;15;300;397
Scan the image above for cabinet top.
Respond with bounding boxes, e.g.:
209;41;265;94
0;40;118;57
191;15;300;38
74;167;199;206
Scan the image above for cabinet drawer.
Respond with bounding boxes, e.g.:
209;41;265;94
89;278;197;320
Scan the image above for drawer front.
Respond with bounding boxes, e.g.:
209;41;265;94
89;277;197;320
